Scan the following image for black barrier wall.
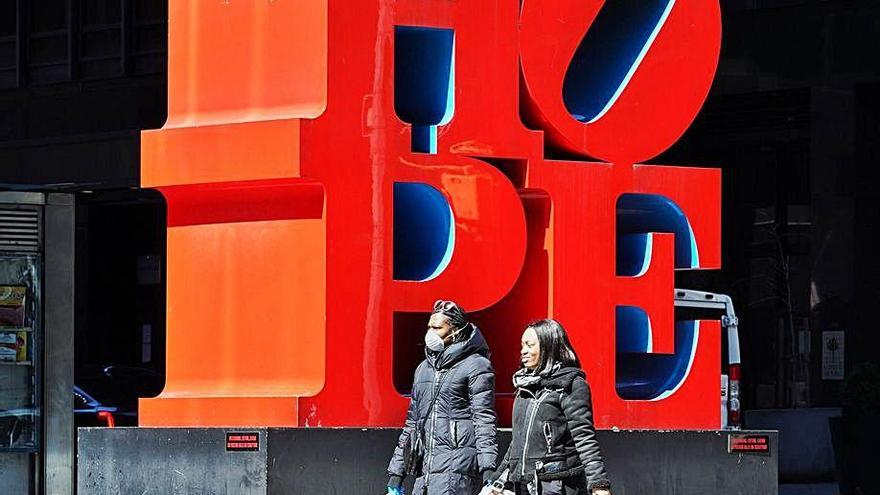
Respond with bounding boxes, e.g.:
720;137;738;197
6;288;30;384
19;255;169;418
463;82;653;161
78;427;777;494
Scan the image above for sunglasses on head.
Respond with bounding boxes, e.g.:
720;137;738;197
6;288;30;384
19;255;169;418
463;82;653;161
433;300;457;313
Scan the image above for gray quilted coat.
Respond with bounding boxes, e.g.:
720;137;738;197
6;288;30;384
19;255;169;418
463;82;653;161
388;324;498;495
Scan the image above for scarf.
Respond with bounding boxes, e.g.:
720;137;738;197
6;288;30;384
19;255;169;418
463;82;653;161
512;362;562;389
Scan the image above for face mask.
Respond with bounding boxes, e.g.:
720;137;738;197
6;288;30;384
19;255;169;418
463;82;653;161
425;323;468;353
425;330;446;352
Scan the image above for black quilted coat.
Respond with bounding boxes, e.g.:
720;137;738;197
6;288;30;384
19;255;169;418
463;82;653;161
387;324;498;495
496;366;611;492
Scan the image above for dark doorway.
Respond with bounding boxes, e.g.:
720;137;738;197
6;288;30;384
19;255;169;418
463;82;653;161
73;188;165;426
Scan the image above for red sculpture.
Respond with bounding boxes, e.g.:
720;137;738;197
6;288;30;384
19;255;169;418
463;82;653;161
140;0;723;430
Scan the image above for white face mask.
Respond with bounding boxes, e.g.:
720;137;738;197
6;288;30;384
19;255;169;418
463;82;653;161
424;330;446;352
424;324;466;352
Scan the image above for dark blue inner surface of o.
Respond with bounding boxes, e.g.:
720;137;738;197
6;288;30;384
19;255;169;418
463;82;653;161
563;0;673;123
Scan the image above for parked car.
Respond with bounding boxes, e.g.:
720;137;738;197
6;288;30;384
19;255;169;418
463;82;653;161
74;365;163;427
74;385;126;427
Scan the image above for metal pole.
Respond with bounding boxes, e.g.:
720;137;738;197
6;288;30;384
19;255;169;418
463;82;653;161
42;194;75;495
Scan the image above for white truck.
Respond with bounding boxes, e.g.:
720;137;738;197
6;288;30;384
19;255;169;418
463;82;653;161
674;288;741;429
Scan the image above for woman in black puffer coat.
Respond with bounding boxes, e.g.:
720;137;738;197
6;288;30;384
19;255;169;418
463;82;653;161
487;319;612;495
387;300;498;495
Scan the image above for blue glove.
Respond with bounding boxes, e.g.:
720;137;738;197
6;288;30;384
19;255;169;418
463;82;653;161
387;486;405;495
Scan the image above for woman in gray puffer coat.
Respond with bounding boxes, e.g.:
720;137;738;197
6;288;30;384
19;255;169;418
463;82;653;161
387;300;498;495
487;319;612;495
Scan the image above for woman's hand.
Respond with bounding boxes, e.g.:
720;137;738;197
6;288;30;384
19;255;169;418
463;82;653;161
591;489;611;495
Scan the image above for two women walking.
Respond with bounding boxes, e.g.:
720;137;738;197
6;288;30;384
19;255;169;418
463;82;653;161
387;301;612;495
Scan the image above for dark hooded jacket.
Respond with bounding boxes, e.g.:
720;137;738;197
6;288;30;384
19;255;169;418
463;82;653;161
388;324;498;495
496;366;611;492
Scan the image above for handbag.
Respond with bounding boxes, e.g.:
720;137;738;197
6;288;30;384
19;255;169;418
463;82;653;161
402;428;423;476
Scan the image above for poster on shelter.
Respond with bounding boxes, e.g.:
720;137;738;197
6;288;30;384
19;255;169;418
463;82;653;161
822;331;845;381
